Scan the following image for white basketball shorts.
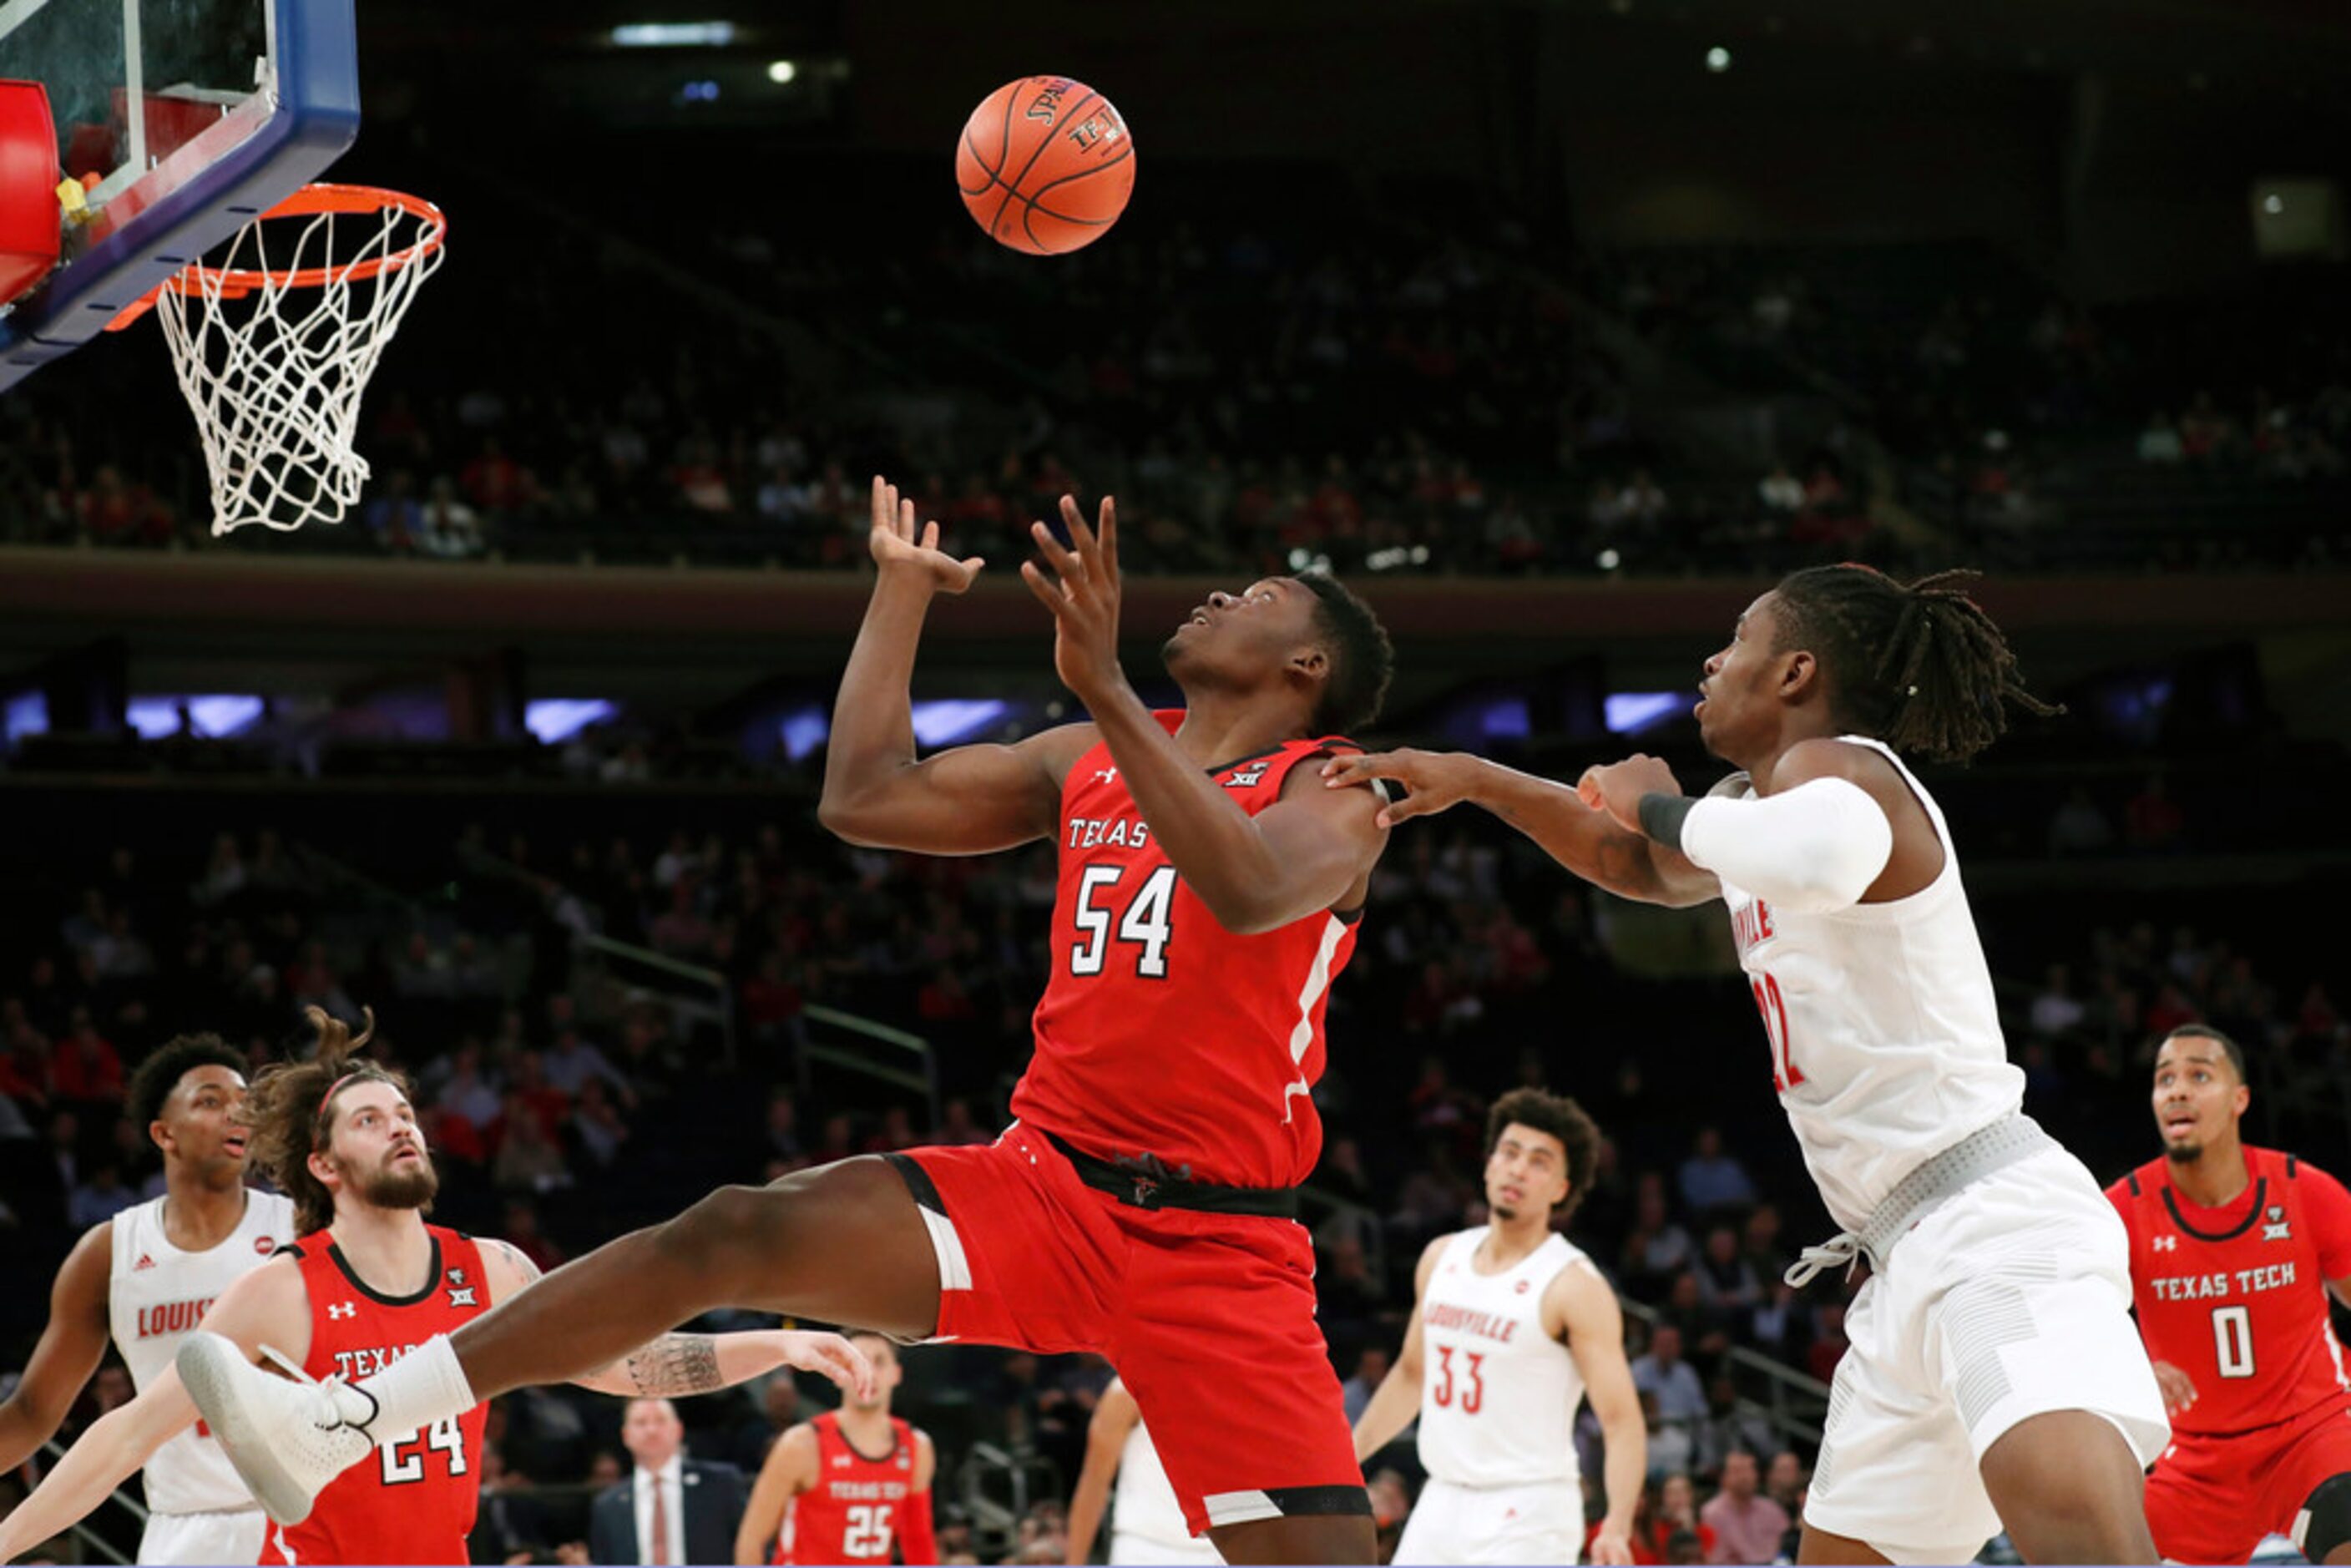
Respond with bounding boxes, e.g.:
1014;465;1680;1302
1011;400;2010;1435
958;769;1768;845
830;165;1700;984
1802;1146;2170;1564
139;1508;268;1565
1393;1476;1585;1565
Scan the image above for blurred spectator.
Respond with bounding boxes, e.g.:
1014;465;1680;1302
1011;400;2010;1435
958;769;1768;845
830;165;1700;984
1632;1324;1707;1425
1699;1450;1788;1566
1676;1128;1757;1216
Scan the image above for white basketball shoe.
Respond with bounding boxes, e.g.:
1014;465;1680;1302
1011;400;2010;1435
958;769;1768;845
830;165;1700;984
177;1332;379;1525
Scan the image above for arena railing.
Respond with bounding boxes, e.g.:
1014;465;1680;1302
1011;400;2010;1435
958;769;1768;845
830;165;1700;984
569;929;738;1070
796;1004;943;1138
1618;1297;1831;1451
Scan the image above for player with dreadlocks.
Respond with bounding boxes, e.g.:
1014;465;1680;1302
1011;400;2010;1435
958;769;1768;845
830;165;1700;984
0;1008;873;1565
1326;564;2168;1565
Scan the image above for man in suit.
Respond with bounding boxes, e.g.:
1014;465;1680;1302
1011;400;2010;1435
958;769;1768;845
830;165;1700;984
591;1398;749;1565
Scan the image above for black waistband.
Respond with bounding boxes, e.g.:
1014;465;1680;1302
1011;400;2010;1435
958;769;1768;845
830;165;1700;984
1041;1130;1299;1219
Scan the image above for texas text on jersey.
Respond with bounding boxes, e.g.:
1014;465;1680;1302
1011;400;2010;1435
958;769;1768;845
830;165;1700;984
1012;712;1365;1190
2109;1146;2351;1438
262;1227;493;1565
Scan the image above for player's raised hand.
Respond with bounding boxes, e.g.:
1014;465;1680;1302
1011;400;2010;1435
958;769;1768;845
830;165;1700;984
769;1329;880;1404
1021;493;1125;702
1577;755;1683;834
868;475;984;594
1321;748;1474;830
2150;1359;2197;1415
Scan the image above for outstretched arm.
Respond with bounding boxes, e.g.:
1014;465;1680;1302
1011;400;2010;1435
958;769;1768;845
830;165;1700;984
0;1222;113;1477
476;1241;875;1401
1024;498;1387;933
818;476;1094;856
0;1257;309;1562
1321;750;1720;908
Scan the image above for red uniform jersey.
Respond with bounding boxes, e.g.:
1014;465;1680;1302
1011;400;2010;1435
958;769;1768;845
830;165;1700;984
2107;1146;2351;1437
1010;715;1365;1189
776;1413;932;1565
261;1227;492;1565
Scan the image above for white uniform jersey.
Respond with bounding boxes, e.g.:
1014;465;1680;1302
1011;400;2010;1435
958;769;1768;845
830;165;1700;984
108;1189;297;1515
1416;1227;1590;1488
1718;736;2025;1232
1112;1415;1200;1553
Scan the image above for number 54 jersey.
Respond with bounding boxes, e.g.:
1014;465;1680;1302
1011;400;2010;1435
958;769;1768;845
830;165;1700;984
1012;714;1367;1191
2107;1147;2351;1438
264;1226;492;1565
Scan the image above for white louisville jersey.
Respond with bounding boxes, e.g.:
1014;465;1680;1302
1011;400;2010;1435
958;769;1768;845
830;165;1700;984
108;1189;297;1514
1720;735;2025;1232
1113;1413;1196;1551
1416;1227;1590;1487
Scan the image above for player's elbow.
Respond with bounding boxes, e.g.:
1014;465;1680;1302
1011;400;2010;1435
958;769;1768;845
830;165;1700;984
816;790;886;847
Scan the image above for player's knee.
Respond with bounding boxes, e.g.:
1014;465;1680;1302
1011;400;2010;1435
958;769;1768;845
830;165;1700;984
2297;1472;2351;1563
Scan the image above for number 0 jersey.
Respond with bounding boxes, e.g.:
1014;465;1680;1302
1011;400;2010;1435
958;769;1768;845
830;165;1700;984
1717;736;2025;1232
2107;1147;2351;1438
1010;713;1367;1191
264;1227;492;1565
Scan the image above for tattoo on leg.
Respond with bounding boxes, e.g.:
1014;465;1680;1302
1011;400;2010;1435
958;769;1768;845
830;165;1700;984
623;1334;723;1396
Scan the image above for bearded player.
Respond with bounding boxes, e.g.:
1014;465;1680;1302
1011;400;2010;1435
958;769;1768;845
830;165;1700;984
0;1034;294;1564
0;1009;872;1565
1328;566;2167;1564
736;1331;937;1565
179;478;1396;1564
2107;1024;2351;1565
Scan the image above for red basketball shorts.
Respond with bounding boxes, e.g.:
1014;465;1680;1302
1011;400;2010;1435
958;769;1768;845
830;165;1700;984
2145;1398;2351;1564
892;1124;1368;1537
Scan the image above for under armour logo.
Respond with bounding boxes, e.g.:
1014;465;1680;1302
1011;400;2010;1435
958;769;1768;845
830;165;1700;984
1095;767;1119;783
448;1287;479;1308
327;1302;357;1319
2151;1235;2178;1252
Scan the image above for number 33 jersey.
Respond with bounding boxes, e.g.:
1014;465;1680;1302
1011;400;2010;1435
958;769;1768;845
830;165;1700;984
1417;1227;1592;1487
2108;1147;2351;1438
263;1227;492;1565
1011;713;1367;1190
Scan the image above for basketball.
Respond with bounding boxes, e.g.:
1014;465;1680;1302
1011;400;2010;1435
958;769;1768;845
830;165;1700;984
955;75;1135;256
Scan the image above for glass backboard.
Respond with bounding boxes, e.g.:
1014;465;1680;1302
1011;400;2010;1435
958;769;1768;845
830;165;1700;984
0;0;356;390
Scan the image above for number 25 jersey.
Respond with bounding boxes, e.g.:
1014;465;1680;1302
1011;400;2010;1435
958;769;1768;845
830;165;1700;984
1011;713;1365;1191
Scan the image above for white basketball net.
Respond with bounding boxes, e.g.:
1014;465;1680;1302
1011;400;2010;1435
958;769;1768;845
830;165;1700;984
154;190;445;536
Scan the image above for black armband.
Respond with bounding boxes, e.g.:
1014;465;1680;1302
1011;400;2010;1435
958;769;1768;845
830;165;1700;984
1636;792;1696;849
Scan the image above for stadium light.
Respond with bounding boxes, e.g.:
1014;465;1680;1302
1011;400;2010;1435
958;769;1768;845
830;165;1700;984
1706;47;1732;73
767;59;798;83
611;21;736;47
